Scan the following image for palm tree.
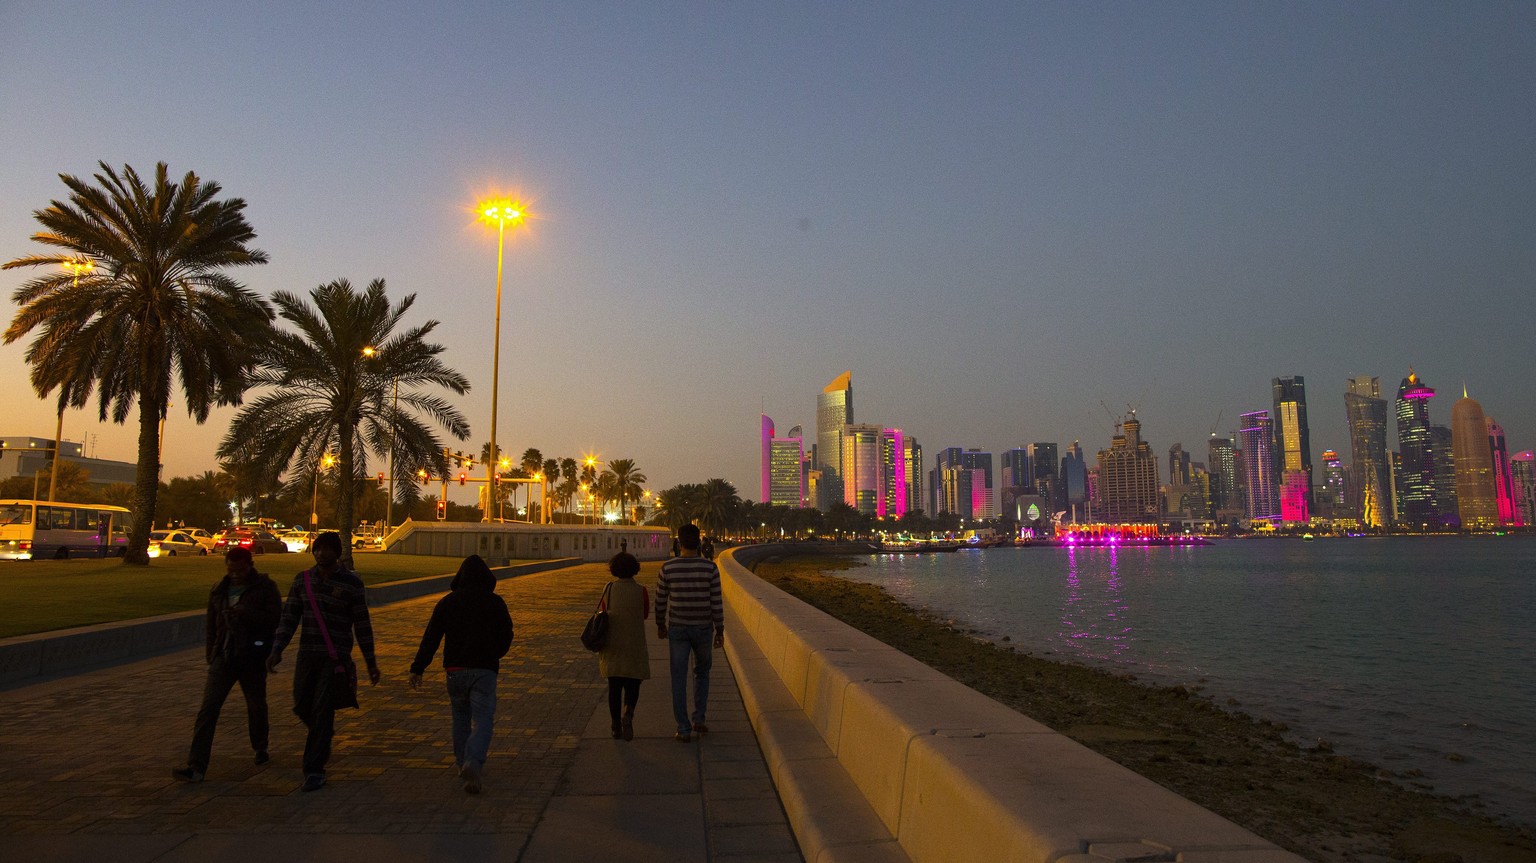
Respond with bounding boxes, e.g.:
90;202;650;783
559;457;578;512
3;162;271;563
218;278;469;554
697;478;739;536
601;458;648;524
518;448;543;521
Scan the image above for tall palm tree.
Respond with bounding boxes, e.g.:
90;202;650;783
218;278;469;554
519;448;543;521
601;458;648;524
559;457;578;512
3;162;271;563
697;478;739;535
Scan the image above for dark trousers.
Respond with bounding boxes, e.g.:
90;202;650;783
292;655;337;776
187;655;269;772
607;677;642;726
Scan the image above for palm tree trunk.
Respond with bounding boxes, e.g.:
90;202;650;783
338;423;356;565
125;399;161;565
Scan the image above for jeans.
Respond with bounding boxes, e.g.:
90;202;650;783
187;654;269;772
668;624;714;733
292;655;336;777
446;669;498;770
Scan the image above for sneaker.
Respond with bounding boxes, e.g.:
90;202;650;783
254;750;269;765
462;764;482;794
621;716;634;741
171;765;204;783
692;723;709;734
300;773;326;793
674;732;692;743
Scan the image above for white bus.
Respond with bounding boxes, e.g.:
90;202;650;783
0;500;131;560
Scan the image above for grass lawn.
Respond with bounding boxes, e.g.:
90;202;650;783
0;552;471;639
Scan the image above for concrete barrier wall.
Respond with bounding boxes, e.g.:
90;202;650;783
720;547;1306;863
0;558;582;688
384;521;672;563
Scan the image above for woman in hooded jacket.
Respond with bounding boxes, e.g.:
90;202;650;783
597;551;650;740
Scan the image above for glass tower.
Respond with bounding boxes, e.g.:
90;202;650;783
1394;371;1439;529
816;372;852;511
1344;376;1391;528
1238;411;1279;522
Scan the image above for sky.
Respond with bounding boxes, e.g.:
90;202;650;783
2;2;1533;506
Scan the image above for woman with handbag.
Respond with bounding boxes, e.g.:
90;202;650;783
596;551;650;740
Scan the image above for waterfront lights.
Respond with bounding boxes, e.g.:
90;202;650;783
475;195;530;522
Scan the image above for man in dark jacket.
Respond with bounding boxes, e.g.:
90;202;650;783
408;554;513;794
173;546;282;782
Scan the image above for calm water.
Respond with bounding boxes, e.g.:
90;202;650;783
838;536;1536;825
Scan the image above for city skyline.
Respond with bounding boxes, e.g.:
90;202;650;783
3;4;1533;502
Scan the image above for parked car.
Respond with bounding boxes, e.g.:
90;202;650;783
183;528;219;552
148;529;209;557
213;528;289;555
279;530;313;553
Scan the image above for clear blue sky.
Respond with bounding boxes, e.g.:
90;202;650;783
3;2;1533;503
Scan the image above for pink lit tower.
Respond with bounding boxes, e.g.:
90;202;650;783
1449;389;1498;530
1487;418;1521;526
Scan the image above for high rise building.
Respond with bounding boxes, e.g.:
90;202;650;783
816;371;853;511
1095;414;1160;523
931;447;993;520
1449;394;1497;530
841;423;882;515
1344;376;1391;528
1320;450;1348;518
1511;451;1535;527
1272;376;1313;518
1238;411;1279;522
1061;441;1088;522
1395;371;1440;529
878;428;908;519
1431;424;1457;528
1487;419;1518;527
1168;443;1191;486
1207;435;1238;520
1001;449;1031;492
760;415;810;508
968;450;995;519
903;437;923;515
1028;442;1059;508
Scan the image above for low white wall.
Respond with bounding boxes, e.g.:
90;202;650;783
720;548;1306;863
384;521;672;562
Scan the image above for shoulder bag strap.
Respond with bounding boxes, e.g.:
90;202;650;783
302;571;342;667
596;582;613;612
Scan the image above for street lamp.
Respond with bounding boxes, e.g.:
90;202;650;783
475;197;528;523
46;259;94;504
312;453;336;530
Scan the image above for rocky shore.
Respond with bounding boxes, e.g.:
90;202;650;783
753;556;1536;863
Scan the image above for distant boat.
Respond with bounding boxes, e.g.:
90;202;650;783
1302;533;1315;541
875;540;960;554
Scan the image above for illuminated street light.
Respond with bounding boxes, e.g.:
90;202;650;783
475;196;528;522
312;453;336;530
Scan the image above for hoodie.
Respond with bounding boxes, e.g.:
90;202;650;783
409;555;514;674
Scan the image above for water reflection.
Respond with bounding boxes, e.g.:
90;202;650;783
1058;546;1133;659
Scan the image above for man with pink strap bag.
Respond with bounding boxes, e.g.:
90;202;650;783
267;531;381;793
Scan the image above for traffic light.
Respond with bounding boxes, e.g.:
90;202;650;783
377;472;386;488
458;472;467;486
435;499;447;520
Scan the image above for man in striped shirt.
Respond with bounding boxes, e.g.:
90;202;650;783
656;523;723;741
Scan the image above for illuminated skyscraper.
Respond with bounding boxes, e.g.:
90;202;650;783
762;415;809;508
932;447;993;519
1344;376;1391;528
759;414;775;502
841;423;881;515
816;371;853;511
1449;394;1496;530
878;428;908;519
1320;450;1348;518
1207;435;1238;520
1511;451;1535;527
1272;376;1312;521
1394;370;1440;529
1096;414;1160;523
1168;442;1191;486
903;437;923;514
1487;419;1518;526
1028;442;1059;508
1238;411;1279;522
1001;449;1031;492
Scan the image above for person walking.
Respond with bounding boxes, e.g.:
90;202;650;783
266;532;380;793
656;523;723;742
172;546;282;782
596;551;649;741
408;555;513;794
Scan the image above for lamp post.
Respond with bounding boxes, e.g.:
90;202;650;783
312;453;336;530
475;198;527;523
48;259;93;504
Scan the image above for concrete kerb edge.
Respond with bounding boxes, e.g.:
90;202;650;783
0;557;584;687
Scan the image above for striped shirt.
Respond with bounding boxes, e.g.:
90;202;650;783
271;567;377;664
656;555;723;630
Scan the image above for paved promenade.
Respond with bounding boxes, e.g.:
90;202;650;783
0;562;802;862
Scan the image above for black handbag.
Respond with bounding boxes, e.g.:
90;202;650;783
580;584;612;652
